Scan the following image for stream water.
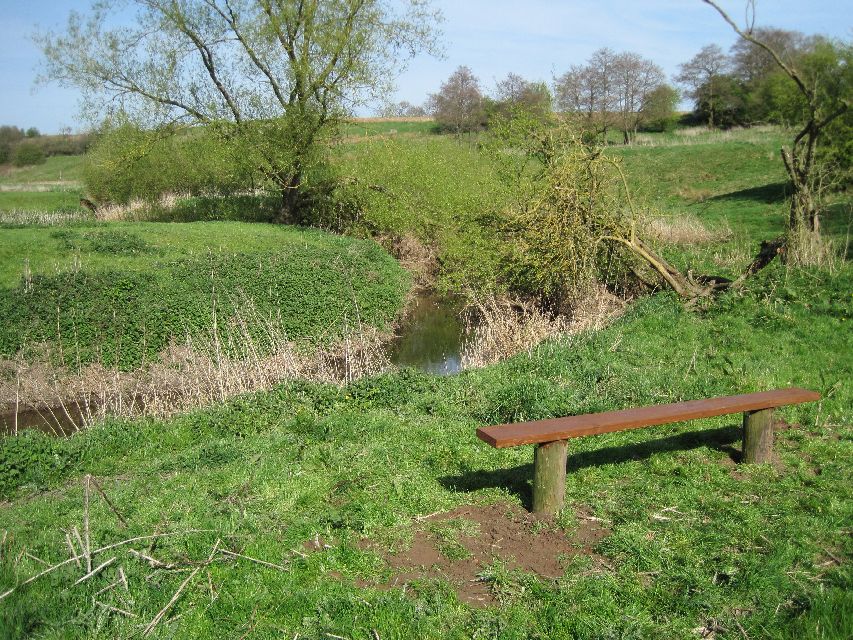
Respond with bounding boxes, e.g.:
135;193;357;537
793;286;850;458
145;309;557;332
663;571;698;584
388;291;465;376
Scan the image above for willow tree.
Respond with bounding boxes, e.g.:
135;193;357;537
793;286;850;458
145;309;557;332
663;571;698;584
37;0;442;222
702;0;850;236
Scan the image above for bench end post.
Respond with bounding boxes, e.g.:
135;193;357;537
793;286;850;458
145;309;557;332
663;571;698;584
742;408;774;464
532;440;568;514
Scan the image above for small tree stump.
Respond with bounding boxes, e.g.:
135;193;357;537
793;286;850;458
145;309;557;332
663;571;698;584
532;440;568;514
742;408;774;463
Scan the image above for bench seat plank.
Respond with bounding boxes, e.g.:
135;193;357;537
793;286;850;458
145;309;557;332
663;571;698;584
476;387;820;448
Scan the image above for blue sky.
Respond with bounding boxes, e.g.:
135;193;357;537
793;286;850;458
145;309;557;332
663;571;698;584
1;0;850;133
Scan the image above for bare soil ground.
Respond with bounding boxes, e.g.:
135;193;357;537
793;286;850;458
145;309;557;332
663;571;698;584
361;501;610;606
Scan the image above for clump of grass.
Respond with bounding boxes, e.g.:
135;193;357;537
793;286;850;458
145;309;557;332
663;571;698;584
1;297;391;432
643;214;732;245
460;290;625;369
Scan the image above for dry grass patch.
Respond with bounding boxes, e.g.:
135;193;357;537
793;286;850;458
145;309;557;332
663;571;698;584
0;304;390;434
643;214;731;245
460;289;626;369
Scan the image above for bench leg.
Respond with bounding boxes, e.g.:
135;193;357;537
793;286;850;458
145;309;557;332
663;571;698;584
532;439;568;514
742;408;774;463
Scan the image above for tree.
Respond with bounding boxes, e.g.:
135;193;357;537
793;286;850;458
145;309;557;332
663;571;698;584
378;100;427;118
428;66;485;135
554;64;599;128
37;0;442;223
675;44;730;127
703;0;851;235
730;27;811;85
13;143;46;167
492;73;552;121
555;49;663;142
25;127;40;138
613;53;666;143
641;85;680;131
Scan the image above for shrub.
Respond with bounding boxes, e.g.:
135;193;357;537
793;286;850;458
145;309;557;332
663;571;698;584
12;143;46;167
83;124;256;204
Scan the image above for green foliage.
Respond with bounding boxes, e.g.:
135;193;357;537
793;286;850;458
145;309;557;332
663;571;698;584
0;225;409;369
83;124;256;204
12;143;47;167
0;431;74;497
641;85;680;132
0;143;9;164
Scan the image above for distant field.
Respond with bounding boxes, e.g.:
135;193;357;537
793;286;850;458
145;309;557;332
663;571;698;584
0;155;85;185
0;189;84;212
341;118;438;137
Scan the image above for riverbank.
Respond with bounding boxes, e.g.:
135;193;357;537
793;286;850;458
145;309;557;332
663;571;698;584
1;262;850;637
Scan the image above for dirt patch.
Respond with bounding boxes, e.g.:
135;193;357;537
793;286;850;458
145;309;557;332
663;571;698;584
361;502;610;606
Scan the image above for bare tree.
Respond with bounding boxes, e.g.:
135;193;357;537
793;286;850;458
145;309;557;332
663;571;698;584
494;73;551;119
36;0;442;222
702;0;850;234
613;53;666;143
428;66;485;135
730;27;812;84
675;44;730;127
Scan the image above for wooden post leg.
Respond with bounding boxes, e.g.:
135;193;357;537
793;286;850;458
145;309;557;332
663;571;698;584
532;439;568;514
742;408;775;463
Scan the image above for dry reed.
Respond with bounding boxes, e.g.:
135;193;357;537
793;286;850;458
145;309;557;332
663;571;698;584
0;298;391;433
460;288;626;369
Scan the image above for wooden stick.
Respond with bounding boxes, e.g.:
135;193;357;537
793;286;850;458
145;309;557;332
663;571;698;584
83;475;93;574
219;548;288;571
128;549;177;569
74;556;116;585
90;477;128;529
0;530;214;601
142;566;200;636
94;601;138;618
64;531;82;569
24;552;50;567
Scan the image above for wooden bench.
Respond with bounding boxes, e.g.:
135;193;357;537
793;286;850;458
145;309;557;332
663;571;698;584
476;387;820;514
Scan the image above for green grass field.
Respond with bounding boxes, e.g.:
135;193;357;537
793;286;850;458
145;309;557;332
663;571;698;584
0;222;409;369
0;127;851;638
0;155;85;186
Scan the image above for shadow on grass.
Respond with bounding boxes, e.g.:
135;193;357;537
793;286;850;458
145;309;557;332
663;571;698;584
708;182;788;204
442;424;742;509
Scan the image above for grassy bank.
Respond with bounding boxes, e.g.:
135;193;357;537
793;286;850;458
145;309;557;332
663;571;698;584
0;222;409;369
0;261;850;638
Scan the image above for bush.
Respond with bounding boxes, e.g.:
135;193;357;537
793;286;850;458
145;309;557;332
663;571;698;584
83;124;258;204
12;143;46;167
0;143;9;164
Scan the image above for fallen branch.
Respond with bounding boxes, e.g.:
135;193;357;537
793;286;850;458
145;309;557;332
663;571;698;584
142;566;200;636
219;548;288;571
90;477;128;529
74;556;116;585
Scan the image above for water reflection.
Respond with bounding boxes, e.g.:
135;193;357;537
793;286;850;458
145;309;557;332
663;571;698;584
389;292;464;375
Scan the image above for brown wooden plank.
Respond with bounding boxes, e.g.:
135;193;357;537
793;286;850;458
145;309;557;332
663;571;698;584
476;387;820;448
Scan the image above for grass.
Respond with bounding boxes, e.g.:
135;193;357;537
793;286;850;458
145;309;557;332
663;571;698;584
341;118;438;138
0;155;85;185
0;265;850;638
0;125;851;638
0;190;84;213
0;222;409;368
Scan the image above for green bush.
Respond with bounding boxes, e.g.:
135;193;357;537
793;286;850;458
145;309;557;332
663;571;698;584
12;143;46;167
83;124;256;204
0;432;74;498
